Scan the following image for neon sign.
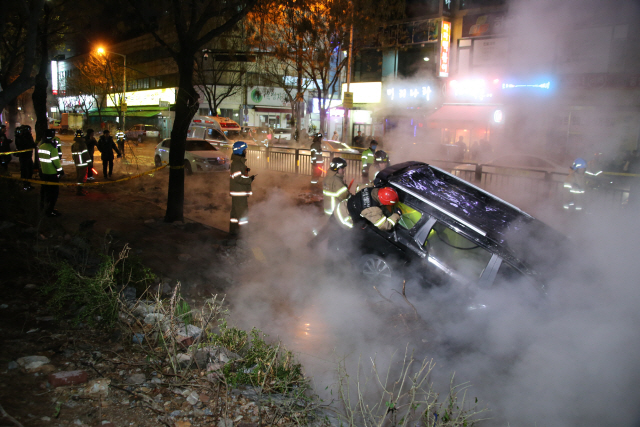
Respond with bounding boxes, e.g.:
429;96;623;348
385;86;432;102
502;82;551;90
439;21;451;77
449;79;495;100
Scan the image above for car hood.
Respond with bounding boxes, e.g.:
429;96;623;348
189;150;226;159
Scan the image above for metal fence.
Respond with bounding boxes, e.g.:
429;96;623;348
245;147;634;208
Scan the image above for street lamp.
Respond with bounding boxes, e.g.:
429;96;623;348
97;47;126;131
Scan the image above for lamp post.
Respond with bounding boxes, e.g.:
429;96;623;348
97;47;126;131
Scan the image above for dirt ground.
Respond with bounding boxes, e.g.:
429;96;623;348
0;135;325;427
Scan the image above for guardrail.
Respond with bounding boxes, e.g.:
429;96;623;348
244;146;635;208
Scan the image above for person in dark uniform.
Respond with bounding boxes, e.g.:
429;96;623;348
84;129;97;180
310;133;324;185
97;129;121;179
229;141;254;236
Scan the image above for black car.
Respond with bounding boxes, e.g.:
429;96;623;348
341;162;567;296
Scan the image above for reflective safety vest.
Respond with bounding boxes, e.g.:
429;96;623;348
71;139;92;167
229;154;252;196
322;171;349;215
38;141;63;175
361;148;375;170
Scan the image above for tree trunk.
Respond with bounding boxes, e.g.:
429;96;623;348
32;9;50;143
7;98;19;139
164;53;199;223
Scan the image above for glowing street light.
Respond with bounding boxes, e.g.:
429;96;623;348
97;46;127;130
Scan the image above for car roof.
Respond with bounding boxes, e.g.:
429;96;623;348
378;162;568;275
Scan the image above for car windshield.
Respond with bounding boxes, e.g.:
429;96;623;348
185;140;217;151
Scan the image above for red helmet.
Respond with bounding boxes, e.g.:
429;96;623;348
377;187;399;205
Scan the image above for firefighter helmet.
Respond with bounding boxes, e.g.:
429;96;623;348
232;141;248;155
571;158;587;170
374;150;388;164
75;129;84;137
315;132;323;138
377;187;399;205
329;157;347;171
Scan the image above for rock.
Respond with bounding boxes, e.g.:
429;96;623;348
186;391;199;405
132;333;145;344
161;282;172;295
143;313;165;325
49;370;88;387
178;253;192;261
121;287;137;304
193;408;205;417
17;355;50;370
101;422;115;427
169;410;182;417
218;349;240;364
177;336;194;348
199;393;210;403
151;378;162;384
175;421;191;427
85;378;110;398
126;373;146;385
7;361;18;370
218;418;233;427
176;353;192;369
204;408;213;416
41;416;51;421
176;324;202;338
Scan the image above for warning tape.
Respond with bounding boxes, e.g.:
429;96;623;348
0;163;168;186
1;148;34;155
602;171;640;177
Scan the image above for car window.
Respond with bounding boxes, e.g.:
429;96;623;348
162;140;170;148
207;129;226;140
186;140;217;151
145;125;158;131
397;202;423;229
424;222;492;281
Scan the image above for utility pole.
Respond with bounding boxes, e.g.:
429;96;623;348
342;20;354;145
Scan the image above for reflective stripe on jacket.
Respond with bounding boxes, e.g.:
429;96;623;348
229;154;252;196
323;171;349;215
361;148;375;168
71;139;92;167
310;140;323;164
38;142;63;175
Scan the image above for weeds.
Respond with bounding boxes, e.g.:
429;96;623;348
334;346;488;426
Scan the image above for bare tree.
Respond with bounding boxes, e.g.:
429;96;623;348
131;0;258;222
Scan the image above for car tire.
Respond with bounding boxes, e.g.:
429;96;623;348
359;254;393;282
154;155;162;168
184;160;192;175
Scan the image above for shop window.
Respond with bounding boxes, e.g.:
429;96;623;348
425;222;492;281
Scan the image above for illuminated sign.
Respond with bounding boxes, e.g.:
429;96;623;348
502;82;551;90
51;61;58;95
341;82;382;104
439;21;451;77
449;78;495;101
312;98;342;114
385;85;433;103
107;88;176;107
493;109;503;123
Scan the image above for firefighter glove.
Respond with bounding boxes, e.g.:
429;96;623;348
58;170;65;178
393;206;402;216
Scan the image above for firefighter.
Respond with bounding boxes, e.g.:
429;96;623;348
334;186;401;231
229;141;255;236
361;140;378;180
323;157;349;216
38;129;64;217
563;157;587;211
85;129;97;180
355;150;390;192
310;133;323;184
71;129;91;195
115;128;126;158
14;125;37;190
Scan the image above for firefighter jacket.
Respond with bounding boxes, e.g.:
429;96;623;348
310;139;323;165
229;154;252;197
564;169;586;194
38;141;63;175
323;171;349;215
334;187;400;231
15;131;36;160
361;148;375;170
71;138;92;167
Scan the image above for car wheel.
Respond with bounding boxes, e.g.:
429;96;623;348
184;160;192;175
154;155;162;167
359;254;393;281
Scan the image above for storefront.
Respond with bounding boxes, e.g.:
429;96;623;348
340;82;382;144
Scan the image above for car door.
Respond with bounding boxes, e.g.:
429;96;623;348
207;128;229;147
158;139;170;163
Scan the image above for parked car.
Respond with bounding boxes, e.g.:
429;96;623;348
335;161;568;308
273;128;292;142
125;124;161;143
452;154;566;180
242;126;274;147
321;140;361;154
225;130;261;148
154;138;230;174
188;126;232;148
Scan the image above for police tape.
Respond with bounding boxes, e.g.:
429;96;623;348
0;163;169;186
1;148;34;155
602;171;640;177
